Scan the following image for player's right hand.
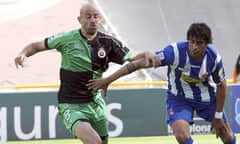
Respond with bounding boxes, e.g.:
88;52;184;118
143;52;160;68
210;118;225;139
14;55;26;69
87;78;110;97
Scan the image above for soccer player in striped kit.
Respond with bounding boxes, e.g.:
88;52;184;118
88;23;237;144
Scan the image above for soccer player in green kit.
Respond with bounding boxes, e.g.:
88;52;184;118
14;3;135;144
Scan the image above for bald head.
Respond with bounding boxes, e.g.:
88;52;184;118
78;3;101;39
80;3;100;16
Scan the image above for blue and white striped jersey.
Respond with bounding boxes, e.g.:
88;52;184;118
155;42;225;102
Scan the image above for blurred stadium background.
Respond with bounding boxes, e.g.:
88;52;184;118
0;0;240;86
0;0;240;143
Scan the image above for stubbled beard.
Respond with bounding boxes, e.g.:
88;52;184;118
86;28;97;36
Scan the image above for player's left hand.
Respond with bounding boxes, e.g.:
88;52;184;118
211;118;225;138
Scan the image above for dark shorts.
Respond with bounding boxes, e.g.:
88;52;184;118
166;95;228;126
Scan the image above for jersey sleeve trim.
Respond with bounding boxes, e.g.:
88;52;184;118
122;50;133;62
44;38;50;49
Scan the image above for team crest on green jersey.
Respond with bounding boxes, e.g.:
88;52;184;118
98;47;106;58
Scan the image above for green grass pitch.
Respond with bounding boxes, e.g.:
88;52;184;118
4;134;240;144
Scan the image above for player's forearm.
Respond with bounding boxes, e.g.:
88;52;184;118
105;59;145;84
105;65;130;84
232;70;237;83
19;41;46;57
20;43;38;57
18;44;33;57
131;51;156;62
215;79;227;112
131;52;148;61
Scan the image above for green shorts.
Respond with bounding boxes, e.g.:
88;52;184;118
58;94;108;138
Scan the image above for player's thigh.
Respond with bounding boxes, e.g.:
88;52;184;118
75;122;102;144
91;117;108;140
90;96;108;139
196;103;229;122
58;103;89;135
166;96;194;125
171;119;190;133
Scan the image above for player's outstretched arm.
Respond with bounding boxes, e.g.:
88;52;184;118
14;40;47;69
87;51;160;96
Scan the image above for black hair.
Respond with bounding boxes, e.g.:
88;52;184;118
235;54;240;75
187;22;212;44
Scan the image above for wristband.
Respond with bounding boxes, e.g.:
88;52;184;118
126;62;137;73
214;112;223;119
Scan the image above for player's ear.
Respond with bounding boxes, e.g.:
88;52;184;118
77;16;82;24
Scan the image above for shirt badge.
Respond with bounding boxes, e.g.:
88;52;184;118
98;47;106;59
169;108;174;115
218;68;223;77
201;72;209;79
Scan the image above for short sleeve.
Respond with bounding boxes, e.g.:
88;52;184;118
211;54;225;84
107;38;132;64
155;45;175;66
45;32;65;50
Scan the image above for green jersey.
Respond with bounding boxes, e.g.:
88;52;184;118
45;29;132;103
